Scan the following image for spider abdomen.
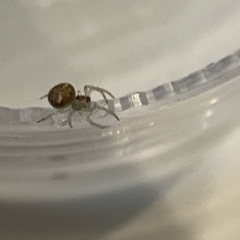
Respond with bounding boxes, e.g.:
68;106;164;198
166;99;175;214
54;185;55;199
47;83;76;109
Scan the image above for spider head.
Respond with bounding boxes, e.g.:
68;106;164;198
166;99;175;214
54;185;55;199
71;95;91;111
75;95;91;102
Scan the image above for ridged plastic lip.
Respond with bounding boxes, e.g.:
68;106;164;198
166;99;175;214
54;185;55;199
0;49;240;202
0;49;240;128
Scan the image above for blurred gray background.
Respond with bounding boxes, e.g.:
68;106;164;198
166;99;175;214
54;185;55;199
1;0;240;108
1;1;240;240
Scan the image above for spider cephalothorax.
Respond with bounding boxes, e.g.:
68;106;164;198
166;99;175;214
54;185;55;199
37;83;119;128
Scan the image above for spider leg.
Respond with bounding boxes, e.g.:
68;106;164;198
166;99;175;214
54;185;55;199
37;112;57;123
84;85;115;104
67;111;75;128
86;102;119;129
87;115;107;129
95;104;120;121
37;108;70;124
39;94;48;100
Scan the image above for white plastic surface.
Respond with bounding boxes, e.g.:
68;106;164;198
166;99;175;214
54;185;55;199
1;1;240;240
1;63;240;239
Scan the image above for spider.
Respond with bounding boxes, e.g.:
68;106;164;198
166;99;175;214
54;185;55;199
37;83;120;128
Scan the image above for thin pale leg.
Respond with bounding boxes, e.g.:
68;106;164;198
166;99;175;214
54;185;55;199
39;94;48;100
95;104;119;121
87;115;107;129
84;85;115;104
67;111;75;128
37;109;69;124
37;112;56;123
86;102;119;128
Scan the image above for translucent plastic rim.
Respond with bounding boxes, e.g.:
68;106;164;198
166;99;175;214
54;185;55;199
1;49;240;127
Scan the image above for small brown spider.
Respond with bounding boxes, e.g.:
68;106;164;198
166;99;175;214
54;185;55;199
37;83;120;128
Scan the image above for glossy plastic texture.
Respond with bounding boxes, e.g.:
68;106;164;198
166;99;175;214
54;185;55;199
1;1;240;240
1;50;240;240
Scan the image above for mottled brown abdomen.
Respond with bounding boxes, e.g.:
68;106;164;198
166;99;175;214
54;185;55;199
47;83;76;109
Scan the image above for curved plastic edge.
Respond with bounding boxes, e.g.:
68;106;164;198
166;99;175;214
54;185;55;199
1;49;240;125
